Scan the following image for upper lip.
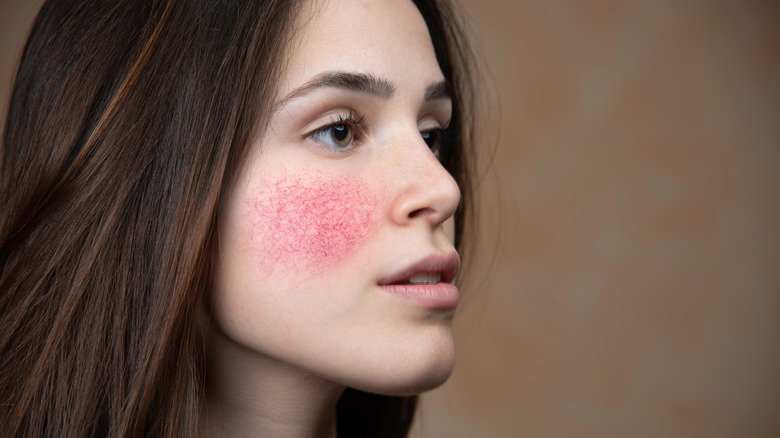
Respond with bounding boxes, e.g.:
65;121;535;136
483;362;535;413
378;252;460;285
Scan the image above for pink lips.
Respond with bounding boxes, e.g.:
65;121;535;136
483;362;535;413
379;252;460;309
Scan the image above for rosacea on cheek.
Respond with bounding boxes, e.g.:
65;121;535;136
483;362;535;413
244;174;378;276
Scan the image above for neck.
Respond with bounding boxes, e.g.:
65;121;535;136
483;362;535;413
200;328;344;438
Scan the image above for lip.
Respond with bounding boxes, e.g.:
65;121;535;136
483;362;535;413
379;252;460;309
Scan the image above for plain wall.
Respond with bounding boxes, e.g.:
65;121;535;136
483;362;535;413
2;1;778;437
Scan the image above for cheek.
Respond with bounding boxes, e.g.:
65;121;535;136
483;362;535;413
244;175;378;275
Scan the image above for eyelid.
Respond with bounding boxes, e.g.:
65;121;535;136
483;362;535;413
305;109;367;152
418;114;450;132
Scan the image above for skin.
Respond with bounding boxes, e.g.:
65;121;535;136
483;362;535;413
243;172;379;277
203;0;460;436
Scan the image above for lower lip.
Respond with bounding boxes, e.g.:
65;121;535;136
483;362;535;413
380;283;459;309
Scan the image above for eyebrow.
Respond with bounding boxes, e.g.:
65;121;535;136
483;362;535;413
275;71;451;109
424;81;450;102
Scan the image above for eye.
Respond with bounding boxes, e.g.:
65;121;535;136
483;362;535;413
310;111;365;151
314;123;354;148
421;129;444;158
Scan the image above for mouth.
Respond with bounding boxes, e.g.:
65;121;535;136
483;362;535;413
407;272;442;284
378;252;460;309
379;252;460;286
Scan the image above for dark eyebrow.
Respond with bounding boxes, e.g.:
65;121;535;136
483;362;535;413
424;80;450;102
275;71;451;110
276;71;396;109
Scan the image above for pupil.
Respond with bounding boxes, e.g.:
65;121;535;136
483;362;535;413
334;124;349;142
422;131;439;149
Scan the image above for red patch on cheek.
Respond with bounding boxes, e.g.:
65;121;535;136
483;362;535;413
245;175;378;274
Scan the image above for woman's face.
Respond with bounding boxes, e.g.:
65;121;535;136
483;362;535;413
212;0;460;395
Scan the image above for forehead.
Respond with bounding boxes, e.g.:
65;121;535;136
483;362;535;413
282;0;444;95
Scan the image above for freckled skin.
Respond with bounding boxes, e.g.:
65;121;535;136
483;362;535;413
245;175;378;275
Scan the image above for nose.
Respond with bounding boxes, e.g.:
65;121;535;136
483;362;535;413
389;132;461;228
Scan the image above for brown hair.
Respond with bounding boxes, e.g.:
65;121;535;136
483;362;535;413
0;0;479;436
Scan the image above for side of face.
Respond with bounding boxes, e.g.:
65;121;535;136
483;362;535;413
211;0;462;395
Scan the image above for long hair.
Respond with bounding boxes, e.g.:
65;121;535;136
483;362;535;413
0;0;479;436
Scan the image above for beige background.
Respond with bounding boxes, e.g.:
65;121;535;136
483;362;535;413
2;1;779;437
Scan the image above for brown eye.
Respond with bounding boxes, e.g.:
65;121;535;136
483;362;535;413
421;130;443;158
311;110;366;151
331;124;353;148
314;123;354;149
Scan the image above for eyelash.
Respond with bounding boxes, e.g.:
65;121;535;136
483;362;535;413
309;110;367;151
307;109;450;160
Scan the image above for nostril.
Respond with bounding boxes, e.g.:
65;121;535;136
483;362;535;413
408;207;434;219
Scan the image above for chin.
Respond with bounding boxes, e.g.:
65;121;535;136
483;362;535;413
389;353;456;396
344;331;457;397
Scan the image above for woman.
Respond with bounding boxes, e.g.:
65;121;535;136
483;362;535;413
0;0;479;436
